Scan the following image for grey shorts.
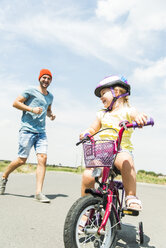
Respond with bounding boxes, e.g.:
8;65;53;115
118;149;134;160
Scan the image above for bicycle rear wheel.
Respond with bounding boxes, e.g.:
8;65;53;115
63;195;117;248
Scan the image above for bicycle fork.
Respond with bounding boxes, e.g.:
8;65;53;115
84;193;114;236
97;193;113;235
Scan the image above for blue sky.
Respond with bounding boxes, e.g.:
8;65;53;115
0;0;166;174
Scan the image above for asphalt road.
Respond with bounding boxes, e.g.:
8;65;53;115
0;172;165;248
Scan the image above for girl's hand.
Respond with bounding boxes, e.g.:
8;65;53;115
134;112;148;127
79;131;91;140
79;132;86;140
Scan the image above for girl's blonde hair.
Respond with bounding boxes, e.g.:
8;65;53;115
114;86;130;107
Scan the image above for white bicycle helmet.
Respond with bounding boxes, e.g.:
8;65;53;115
94;75;131;111
95;75;130;97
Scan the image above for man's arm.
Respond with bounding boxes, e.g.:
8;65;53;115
13;95;42;114
47;105;56;120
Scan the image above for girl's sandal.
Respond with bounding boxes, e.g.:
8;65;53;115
78;219;87;234
125;195;143;211
78;211;90;234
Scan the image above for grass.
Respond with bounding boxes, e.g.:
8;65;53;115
0;160;84;174
136;171;166;185
0;160;166;185
46;165;83;173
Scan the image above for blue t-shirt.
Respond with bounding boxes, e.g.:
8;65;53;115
20;87;53;133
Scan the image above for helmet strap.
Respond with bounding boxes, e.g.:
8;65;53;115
106;87;129;112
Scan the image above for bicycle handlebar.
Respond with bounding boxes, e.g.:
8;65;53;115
131;117;154;128
76;133;91;146
76;117;154;146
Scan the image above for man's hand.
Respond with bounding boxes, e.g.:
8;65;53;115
32;107;43;114
49;113;56;121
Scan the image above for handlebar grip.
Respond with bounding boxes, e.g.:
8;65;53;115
84;133;90;137
76;140;83;146
76;133;91;146
132;117;154;128
146;117;154;126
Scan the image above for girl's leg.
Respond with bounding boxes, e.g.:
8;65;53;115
114;152;141;210
81;168;95;196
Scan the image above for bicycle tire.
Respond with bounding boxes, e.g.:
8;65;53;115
139;221;144;244
63;195;117;248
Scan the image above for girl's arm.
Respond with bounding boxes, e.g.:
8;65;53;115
130;107;148;126
80;117;101;140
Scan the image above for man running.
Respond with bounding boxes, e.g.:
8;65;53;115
0;69;56;203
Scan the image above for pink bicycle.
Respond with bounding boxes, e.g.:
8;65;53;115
63;118;154;248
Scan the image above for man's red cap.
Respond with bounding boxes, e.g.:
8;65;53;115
38;69;52;81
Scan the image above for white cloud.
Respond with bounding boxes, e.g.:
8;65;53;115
0;0;165;69
96;0;134;22
128;1;166;32
130;58;166;90
96;0;166;31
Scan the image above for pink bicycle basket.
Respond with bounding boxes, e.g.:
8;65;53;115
83;140;117;168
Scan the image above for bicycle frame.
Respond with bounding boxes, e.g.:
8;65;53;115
96;128;124;234
85;118;154;235
97;179;124;234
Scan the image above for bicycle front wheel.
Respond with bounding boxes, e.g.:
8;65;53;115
63;195;117;248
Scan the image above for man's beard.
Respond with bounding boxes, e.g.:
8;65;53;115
40;82;49;88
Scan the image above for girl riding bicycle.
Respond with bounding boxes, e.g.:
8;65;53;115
80;75;147;211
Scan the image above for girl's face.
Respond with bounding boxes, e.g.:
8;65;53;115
100;88;113;108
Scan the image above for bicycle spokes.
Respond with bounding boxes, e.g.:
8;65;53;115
76;205;114;247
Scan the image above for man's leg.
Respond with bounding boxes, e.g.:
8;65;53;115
2;157;27;179
0;157;27;194
34;153;50;203
34;132;50;203
36;153;47;194
3;130;34;179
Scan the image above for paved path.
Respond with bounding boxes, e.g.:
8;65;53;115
0;172;165;248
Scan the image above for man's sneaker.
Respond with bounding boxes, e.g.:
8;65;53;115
0;177;8;195
34;193;50;203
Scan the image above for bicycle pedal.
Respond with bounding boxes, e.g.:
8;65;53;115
122;207;139;216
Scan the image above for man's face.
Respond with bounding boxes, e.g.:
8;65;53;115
40;75;52;88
